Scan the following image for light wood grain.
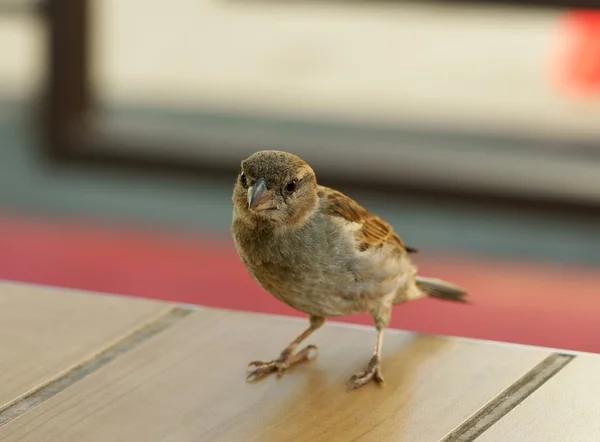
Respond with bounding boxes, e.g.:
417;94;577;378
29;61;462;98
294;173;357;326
0;282;172;410
0;308;551;442
478;355;600;442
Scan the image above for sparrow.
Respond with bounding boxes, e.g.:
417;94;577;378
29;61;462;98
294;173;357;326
231;150;468;390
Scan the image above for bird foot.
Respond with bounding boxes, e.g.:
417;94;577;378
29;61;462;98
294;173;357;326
348;355;384;390
246;344;318;382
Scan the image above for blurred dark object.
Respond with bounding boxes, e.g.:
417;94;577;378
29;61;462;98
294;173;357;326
39;0;600;218
41;0;90;163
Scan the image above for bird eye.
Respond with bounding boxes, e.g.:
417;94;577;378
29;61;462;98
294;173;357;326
240;171;247;188
285;179;298;193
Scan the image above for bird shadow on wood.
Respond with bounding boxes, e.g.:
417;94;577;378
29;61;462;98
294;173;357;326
252;334;450;442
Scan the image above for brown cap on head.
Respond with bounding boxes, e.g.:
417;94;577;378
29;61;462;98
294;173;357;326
241;150;313;189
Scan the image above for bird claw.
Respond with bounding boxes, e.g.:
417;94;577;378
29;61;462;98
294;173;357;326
348;355;384;390
246;361;278;382
246;344;318;382
247;360;270;369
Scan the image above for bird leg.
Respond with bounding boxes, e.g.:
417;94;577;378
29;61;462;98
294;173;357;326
246;316;324;382
349;328;385;390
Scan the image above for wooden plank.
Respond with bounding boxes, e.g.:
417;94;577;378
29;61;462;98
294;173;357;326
0;308;552;441
0;282;172;410
477;355;600;441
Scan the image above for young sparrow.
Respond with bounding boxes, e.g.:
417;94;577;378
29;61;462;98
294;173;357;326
231;150;468;390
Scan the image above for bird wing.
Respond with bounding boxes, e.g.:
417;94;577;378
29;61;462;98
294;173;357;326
318;186;417;254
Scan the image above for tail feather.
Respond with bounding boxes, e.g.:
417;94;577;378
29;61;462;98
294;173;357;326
416;276;469;303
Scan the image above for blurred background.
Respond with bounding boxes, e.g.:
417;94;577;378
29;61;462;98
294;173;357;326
1;0;599;352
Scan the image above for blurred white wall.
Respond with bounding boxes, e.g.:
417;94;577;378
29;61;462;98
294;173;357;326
91;1;600;141
0;6;43;103
2;1;600;140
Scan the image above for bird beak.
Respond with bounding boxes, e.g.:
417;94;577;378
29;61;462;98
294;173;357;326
248;178;276;211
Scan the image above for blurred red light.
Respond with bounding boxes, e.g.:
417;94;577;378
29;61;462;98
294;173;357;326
555;10;600;98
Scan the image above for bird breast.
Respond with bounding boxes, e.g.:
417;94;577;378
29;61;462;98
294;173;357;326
233;214;411;318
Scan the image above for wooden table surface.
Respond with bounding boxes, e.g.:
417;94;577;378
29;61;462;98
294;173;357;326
0;281;597;441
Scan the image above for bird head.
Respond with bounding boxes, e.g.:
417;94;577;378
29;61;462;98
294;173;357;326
232;150;319;227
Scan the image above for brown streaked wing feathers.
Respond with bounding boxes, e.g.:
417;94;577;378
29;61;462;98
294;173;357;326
319;187;417;253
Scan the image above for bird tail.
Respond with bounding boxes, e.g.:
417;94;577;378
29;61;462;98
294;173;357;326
416;276;469;303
